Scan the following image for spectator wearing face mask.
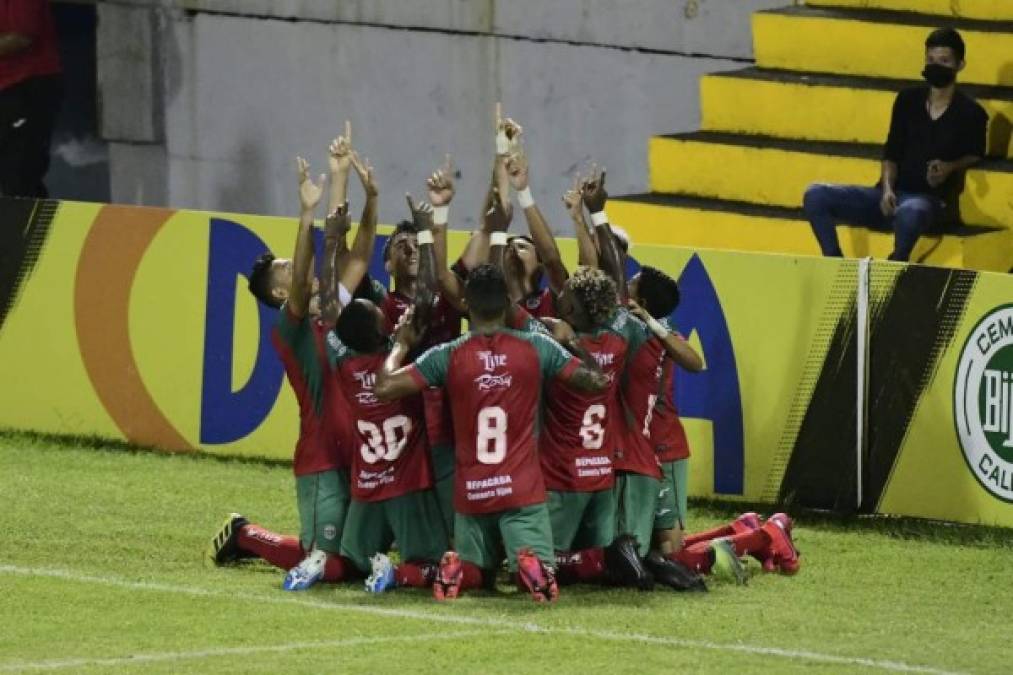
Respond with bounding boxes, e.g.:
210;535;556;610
802;28;988;262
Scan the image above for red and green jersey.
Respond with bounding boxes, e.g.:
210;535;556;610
522;287;557;319
408;329;581;515
332;337;432;502
616;314;664;479
653;321;691;463
380;289;462;351
540;310;644;493
271;305;348;476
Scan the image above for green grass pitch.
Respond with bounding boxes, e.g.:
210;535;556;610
1;430;1010;674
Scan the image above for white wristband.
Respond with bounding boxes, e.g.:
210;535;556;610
496;130;510;155
644;315;670;339
337;283;352;307
590;210;609;226
417;229;434;245
432;206;449;226
490;231;508;247
517;187;535;209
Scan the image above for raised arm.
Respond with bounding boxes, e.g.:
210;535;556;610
628;300;703;372
506;150;568;294
559;341;609;393
320;203;350;326
338;151;378;294
405;194;438;331
327;121;353;231
426;156;468;312
581;169;627;301
289;157;327;318
565;176;598;268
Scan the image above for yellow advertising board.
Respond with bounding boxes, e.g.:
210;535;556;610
1;198;1011;527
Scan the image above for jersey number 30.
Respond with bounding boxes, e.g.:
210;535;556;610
358;415;411;463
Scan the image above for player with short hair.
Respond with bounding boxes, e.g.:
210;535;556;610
209;135;379;591
374;264;609;602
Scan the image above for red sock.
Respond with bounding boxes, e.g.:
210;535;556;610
237;524;304;570
554;548;607;585
671;542;714;574
322;554;351;582
459;561;484;591
726;529;770;558
682;523;734;547
396;561;438;588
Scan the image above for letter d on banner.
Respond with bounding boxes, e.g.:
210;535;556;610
200;218;284;444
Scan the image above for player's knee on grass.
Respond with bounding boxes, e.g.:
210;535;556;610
614;472;661;558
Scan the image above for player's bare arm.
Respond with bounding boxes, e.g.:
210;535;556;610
374;307;426;401
506;148;569;293
289;156;327;319
339;151;379;294
326;120;353;252
561;350;610;393
405;194;440;329
0;32;31;57
485;187;513;271
628;299;704;372
425;156;469;312
320;202;350;326
581;168;628;302
566;175;598;268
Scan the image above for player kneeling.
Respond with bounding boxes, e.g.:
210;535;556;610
375;265;610;602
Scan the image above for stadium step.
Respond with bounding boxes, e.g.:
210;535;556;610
648;131;1013;230
700;67;1013;159
607;193;1012;272
806;0;1013;22
752;6;1013;87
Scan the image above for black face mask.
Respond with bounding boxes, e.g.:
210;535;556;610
922;63;957;88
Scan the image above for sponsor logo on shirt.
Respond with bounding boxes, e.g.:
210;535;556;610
465;474;514;501
474;373;513;391
477;351;507;371
353;370;379;405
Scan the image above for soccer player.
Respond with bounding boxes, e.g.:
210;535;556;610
326;210;450;592
374;264;609;602
209;139;378;590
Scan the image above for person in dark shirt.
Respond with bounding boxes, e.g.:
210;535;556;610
0;0;62;198
803;28;988;262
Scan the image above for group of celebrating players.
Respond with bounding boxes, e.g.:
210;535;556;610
207;109;801;602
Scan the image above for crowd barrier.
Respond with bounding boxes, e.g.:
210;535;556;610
1;198;1010;527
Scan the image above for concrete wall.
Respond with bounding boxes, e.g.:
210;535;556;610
98;0;793;231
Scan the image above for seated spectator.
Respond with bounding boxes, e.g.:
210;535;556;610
803;28;987;262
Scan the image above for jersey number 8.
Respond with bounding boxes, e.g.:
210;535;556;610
476;406;507;464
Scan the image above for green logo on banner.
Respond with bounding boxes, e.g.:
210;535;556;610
955;304;1013;502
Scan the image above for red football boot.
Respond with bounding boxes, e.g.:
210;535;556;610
731;512;763;535
516;548;559;603
761;516;800;575
433;551;463;601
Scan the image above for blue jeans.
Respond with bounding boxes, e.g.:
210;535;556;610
803;184;944;261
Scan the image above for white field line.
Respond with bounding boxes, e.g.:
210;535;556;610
0;563;962;675
0;631;497;672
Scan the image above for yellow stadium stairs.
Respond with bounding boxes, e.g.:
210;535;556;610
610;0;1013;272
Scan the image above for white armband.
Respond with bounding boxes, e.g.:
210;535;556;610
433;206;449;226
496;130;510;155
417;229;435;245
517;187;535;209
590;210;609;226
337;283;353;307
490;231;508;247
644;315;670;339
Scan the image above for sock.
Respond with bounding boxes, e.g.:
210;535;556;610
726;529;770;558
671;542;714;574
237;524;304;571
554;548;606;585
322;554;350;582
396;561;438;588
459;561;484;591
682;523;734;547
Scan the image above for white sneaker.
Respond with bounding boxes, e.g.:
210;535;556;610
365;553;396;593
282;549;327;591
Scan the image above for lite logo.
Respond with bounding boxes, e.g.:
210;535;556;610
478;351;507;371
954;304;1013;502
591;352;615;368
353;370;377;390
